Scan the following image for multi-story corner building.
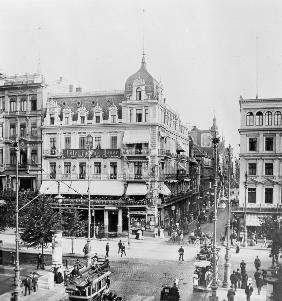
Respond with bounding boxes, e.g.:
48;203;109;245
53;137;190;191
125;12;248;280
235;96;282;230
0;74;45;191
40;55;191;236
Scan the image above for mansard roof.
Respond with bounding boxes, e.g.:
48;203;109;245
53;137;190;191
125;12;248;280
49;91;124;121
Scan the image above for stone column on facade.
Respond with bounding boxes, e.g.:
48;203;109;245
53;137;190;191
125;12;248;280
117;208;122;235
259;133;264;153
104;210;109;237
276;133;280;153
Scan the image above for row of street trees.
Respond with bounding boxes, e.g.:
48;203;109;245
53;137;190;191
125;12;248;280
0;191;86;256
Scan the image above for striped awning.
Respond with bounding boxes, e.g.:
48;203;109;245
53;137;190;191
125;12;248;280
159;183;171;196
246;214;264;226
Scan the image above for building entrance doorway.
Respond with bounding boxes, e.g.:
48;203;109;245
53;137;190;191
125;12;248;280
19;178;33;191
122;211;129;231
108;211;118;232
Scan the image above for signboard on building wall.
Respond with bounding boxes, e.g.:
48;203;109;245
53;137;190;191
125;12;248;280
63;149;121;159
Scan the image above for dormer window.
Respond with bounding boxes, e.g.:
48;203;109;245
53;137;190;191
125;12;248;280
136;87;142;100
81;116;85;124
136;108;142;122
111;114;117;123
95;113;101;124
65;115;69;125
50;114;55;125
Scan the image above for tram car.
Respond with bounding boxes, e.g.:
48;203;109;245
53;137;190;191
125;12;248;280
66;267;111;301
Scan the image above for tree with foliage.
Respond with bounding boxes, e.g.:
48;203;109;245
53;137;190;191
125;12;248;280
20;196;61;257
259;214;282;265
61;208;86;237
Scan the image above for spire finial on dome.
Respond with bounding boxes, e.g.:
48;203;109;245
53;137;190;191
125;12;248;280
141;50;146;68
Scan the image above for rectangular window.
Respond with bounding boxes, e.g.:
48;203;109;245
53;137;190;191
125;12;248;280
31;123;37;136
95;114;100;124
79;162;86;179
248;163;256;176
248;188;256;203
130;109;133;122
265;188;273;204
10;98;16;112
79;137;86;149
31;150;37;165
64;162;71;175
50;162;56;179
134;162;142;179
10;151;16;165
30;96;37;111
10;124;16;137
50;114;55;125
0;149;3;164
95;136;101;149
0;125;3;138
110;136;117;149
65;137;71;149
136;109;142;122
111;114;116;123
94;162;101;174
265;163;273;176
20;124;26;137
110;162;117;179
50;137;56;149
80;116;85;124
249;138;257;151
265;137;274;151
145;108;149;122
0;97;5;111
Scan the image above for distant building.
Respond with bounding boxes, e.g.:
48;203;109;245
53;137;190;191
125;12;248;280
41;54;191;236
235;96;282;230
0;74;45;191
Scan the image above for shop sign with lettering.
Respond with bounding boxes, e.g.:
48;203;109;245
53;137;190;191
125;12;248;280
63;149;120;159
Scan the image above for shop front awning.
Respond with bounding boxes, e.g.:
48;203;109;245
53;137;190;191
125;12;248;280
177;141;185;152
123;130;150;144
246;214;264;227
40;180;125;196
159;183;171;196
126;183;148;196
90;181;125;196
178;163;187;171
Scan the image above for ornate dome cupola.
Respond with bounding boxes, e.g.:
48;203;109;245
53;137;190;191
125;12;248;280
125;52;159;101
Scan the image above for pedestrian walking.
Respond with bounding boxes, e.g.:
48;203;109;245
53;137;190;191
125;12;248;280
179;231;184;244
154;227;158;238
118;240;122;254
32;272;38;292
235;269;241;289
240;260;246;275
23;273;32;296
245;282;253;301
256;276;263;295
230;271;237;290
263;236;267;248
106;242;109;257
37;253;42;269
254;269;261;282
227;284;236;301
235;240;240;253
178;246;184;261
105;276;110;288
121;243;126;257
254;256;261;270
241;272;248;289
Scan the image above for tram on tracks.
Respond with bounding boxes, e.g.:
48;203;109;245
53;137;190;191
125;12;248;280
66;266;111;301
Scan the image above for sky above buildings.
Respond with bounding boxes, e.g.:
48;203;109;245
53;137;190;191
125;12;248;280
1;0;282;154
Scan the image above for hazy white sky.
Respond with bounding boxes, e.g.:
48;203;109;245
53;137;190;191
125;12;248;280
1;0;282;154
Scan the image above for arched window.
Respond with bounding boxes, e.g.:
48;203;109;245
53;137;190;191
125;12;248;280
136;87;142;100
256;112;263;126
20;96;27;111
246;112;254;126
265;111;272;126
274;111;282;126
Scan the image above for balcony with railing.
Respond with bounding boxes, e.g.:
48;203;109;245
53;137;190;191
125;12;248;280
124;173;150;181
43;148;62;157
158;149;173;157
122;148;150;156
159;173;189;181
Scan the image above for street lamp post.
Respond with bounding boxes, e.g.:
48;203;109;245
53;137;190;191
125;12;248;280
244;172;248;247
210;134;220;301
127;208;131;246
86;134;93;267
223;145;231;288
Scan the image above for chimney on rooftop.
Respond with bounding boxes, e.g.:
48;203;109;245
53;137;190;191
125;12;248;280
69;85;74;93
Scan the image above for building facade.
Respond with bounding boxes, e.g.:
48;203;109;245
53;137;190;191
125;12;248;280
236;96;282;229
41;56;191;236
0;74;45;191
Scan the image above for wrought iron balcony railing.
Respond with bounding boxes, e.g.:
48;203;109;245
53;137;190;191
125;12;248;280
122;148;150;155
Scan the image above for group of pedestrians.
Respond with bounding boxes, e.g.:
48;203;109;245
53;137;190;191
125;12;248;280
22;272;39;296
117;240;127;257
